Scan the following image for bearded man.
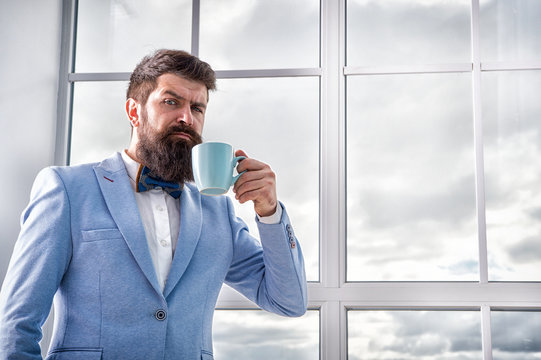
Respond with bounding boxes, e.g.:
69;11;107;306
0;49;307;360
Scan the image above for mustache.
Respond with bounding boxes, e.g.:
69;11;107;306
163;124;201;142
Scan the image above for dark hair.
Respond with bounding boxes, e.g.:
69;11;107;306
127;49;216;105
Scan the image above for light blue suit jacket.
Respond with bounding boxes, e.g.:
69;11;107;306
0;153;307;359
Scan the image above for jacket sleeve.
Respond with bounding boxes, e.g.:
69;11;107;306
224;198;307;317
0;168;72;359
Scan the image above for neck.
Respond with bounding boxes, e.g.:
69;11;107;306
125;149;141;164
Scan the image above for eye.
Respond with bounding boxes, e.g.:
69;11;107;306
192;105;204;114
164;99;177;106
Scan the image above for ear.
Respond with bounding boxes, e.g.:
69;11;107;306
126;98;140;127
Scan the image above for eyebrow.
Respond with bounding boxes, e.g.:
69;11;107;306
163;89;207;109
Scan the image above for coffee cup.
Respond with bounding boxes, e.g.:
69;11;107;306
191;142;246;196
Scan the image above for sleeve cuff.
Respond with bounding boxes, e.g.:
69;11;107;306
257;203;283;225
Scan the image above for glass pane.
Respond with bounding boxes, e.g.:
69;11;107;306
213;309;319;359
348;310;482;360
347;73;477;281
204;77;319;281
492;311;541;359
76;0;192;72
480;0;541;62
199;0;319;70
70;82;130;165
483;71;541;281
347;0;471;66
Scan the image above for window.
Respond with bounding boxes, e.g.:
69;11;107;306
70;81;129;164
491;310;541;359
347;73;477;281
348;310;482;359
203;77;320;281
57;0;541;358
482;70;541;281
75;0;192;72
213;309;319;359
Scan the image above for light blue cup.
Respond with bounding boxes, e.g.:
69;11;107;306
191;142;246;196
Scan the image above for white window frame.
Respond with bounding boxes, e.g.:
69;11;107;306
56;0;541;359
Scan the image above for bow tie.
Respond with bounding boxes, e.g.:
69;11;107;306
136;165;182;199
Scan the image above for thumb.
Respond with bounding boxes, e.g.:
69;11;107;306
235;149;248;158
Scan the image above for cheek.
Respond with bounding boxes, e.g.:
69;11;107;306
193;116;205;133
148;115;171;133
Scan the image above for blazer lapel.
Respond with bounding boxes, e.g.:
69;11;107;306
93;153;161;295
164;184;202;298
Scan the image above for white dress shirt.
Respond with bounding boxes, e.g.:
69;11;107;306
120;150;281;293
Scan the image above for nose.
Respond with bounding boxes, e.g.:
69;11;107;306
176;105;193;126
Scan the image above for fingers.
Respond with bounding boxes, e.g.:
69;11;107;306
233;165;275;199
234;149;265;176
232;150;278;217
235;149;248;159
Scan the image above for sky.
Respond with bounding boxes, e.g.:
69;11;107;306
345;0;541;284
212;310;319;359
3;0;541;358
348;310;483;360
75;0;193;72
349;310;541;359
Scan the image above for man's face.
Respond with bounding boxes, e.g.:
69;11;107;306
142;73;208;138
133;73;208;182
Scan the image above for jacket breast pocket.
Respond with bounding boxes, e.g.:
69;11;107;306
46;348;103;360
81;228;123;242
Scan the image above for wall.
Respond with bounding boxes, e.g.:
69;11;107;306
0;1;62;355
0;1;62;296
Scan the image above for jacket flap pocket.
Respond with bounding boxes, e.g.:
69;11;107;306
47;348;103;360
81;228;123;242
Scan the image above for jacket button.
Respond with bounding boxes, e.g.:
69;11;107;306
155;309;167;321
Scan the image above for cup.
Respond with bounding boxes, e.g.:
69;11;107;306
191;142;246;196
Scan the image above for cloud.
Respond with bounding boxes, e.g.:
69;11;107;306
212;310;319;360
347;0;471;65
528;207;541;220
349;310;541;359
508;236;541;263
480;0;541;62
348;310;483;359
491;311;541;354
482;71;541;279
349;174;476;229
199;0;319;70
345;71;479;280
76;0;193;72
69;81;131;165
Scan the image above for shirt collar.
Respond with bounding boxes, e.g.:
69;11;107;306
121;150;140;191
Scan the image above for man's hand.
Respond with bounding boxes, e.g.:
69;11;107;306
233;150;278;217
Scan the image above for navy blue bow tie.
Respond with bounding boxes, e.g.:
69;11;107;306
136;165;182;199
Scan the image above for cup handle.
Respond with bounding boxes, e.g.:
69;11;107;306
232;156;247;184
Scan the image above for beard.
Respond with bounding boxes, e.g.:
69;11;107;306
135;111;202;184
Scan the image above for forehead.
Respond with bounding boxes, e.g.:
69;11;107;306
152;73;208;103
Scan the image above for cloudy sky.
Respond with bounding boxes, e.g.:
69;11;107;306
345;0;541;284
349;310;540;359
3;0;541;358
212;309;319;359
70;0;541;283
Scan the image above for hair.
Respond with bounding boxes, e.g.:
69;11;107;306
127;49;216;105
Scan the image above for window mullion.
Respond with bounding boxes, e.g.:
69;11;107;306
191;0;200;57
481;305;494;360
471;0;489;285
320;0;345;290
56;0;78;166
320;0;346;358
